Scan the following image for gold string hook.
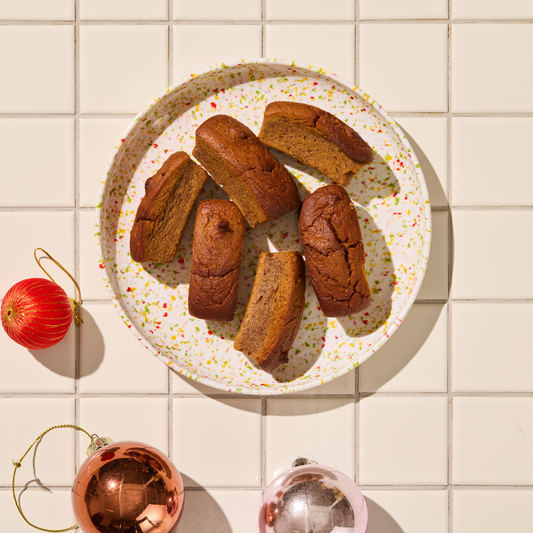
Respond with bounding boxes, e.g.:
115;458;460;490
33;248;83;326
12;425;94;533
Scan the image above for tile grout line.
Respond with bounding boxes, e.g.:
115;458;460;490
447;2;454;531
0;19;532;25
355;0;360;87
262;0;266;57
74;0;81;483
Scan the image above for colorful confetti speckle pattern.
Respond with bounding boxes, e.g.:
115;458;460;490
96;60;431;395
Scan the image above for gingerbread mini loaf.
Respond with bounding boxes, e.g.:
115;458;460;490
299;184;371;316
130;151;207;263
188;200;245;321
192;115;300;228
258;101;374;187
234;251;306;372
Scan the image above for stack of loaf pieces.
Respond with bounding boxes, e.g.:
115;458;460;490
129;102;374;372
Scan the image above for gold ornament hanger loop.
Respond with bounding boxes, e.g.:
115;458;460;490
12;425;94;532
34;248;83;326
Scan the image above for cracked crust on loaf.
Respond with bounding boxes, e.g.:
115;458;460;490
258;101;374;187
299;184;371;316
234;251;306;372
188;200;245;321
130;151;207;263
192;115;300;228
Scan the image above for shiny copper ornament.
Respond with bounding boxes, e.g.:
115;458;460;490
259;459;368;533
72;439;184;533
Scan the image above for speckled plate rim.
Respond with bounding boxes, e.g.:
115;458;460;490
95;58;432;395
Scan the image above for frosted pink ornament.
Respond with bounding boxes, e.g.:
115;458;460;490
259;458;368;533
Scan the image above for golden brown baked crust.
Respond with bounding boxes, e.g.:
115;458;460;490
234;251;306;372
192;115;300;228
188;200;245;321
258;101;374;187
299;184;371;316
130;151;207;263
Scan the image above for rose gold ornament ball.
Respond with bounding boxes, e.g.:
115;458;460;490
72;441;184;533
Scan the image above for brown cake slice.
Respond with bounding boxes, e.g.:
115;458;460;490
234;251;306;372
258;101;374;187
192;115;301;228
130;151;207;263
299;184;371;316
188;200;245;321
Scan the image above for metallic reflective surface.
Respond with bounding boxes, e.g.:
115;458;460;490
259;463;368;533
72;441;184;533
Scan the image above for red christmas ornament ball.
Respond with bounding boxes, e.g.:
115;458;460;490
1;278;73;350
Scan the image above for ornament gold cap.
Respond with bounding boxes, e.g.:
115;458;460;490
86;435;114;457
291;457;318;468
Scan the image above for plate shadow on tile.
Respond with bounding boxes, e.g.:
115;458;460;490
358;304;446;393
365;497;404;533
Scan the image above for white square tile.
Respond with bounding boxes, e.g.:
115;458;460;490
80;26;168;114
0;212;75;299
453;397;533;484
0;26;74;113
452;25;533;113
0;321;75;393
80;118;132;208
79;304;168;393
173;25;262;83
266;398;355;482
416;210;448;300
173;0;261;20
453;490;533;533
453;303;533;392
0;490;75;533
79;397;169;456
397;118;448;207
0;398;75;486
360;303;447;393
452;118;533;206
359;397;448;485
360;24;448;112
0;0;74;20
0;119;74;207
451;211;533;299
178;490;262;533
80;211;111;300
361;0;448;20
452;0;533;19
363;490;448;533
267;0;355;20
266;25;356;84
173;398;261;487
80;0;168;20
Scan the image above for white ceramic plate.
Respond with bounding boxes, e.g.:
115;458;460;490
96;59;431;395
